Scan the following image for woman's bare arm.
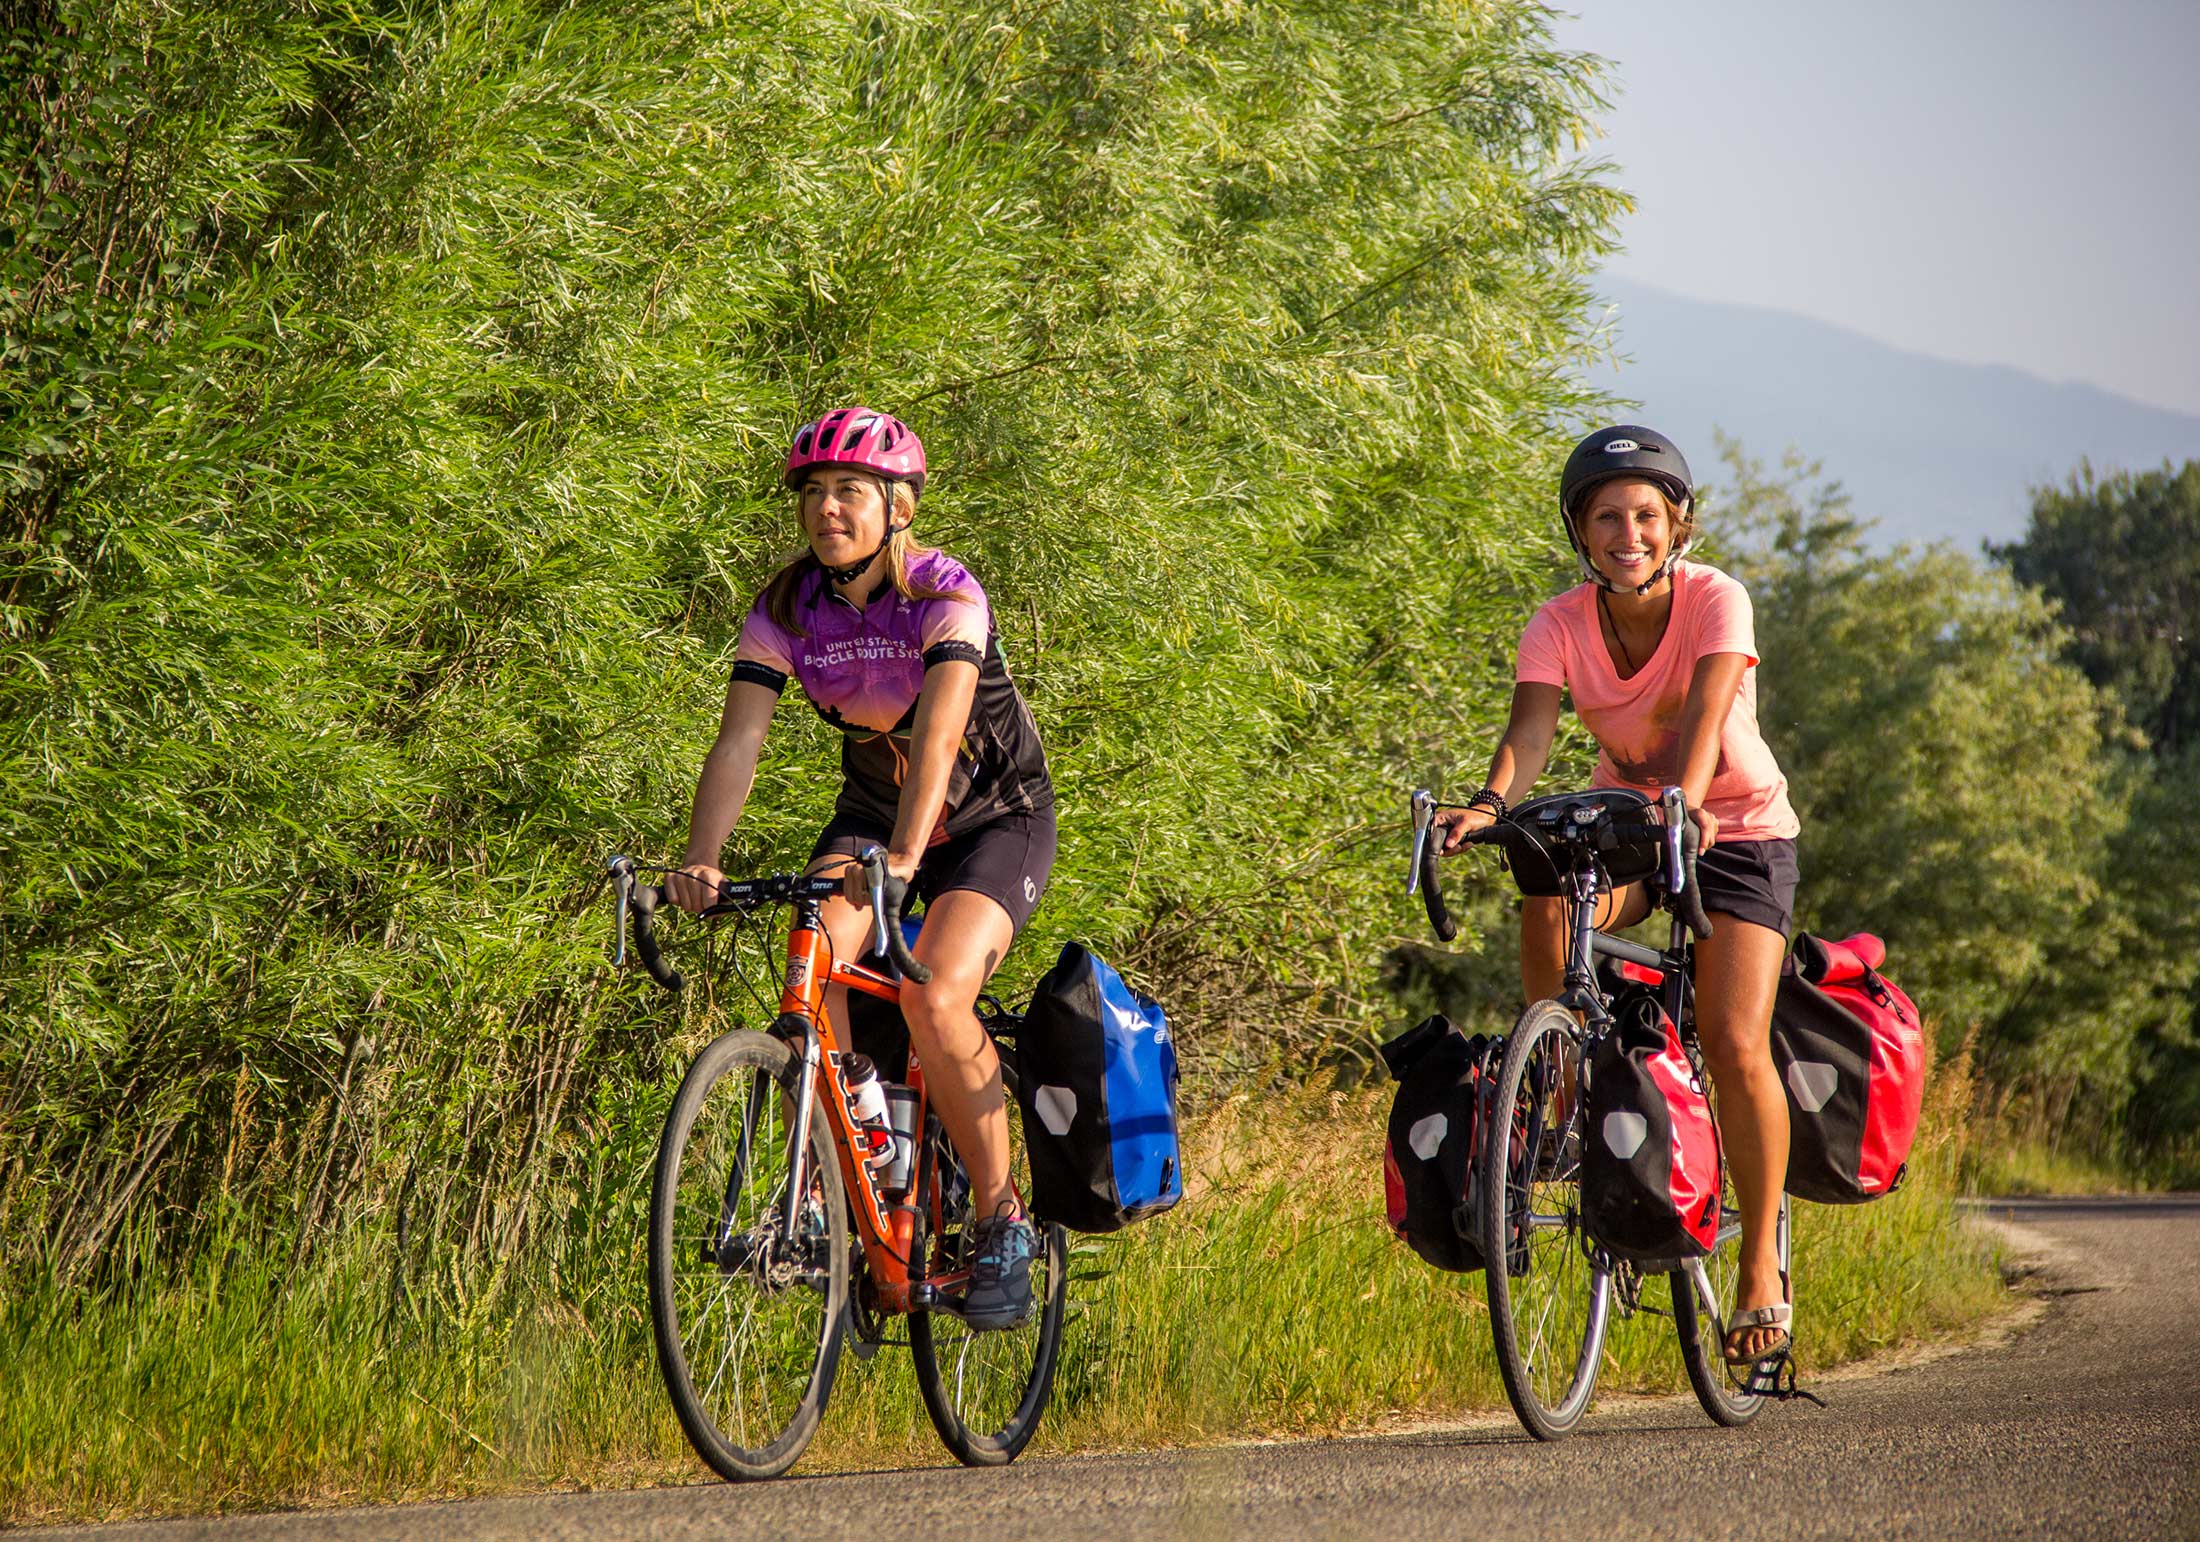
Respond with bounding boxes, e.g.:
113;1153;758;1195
883;659;980;878
1437;682;1564;851
667;680;778;910
1672;652;1747;846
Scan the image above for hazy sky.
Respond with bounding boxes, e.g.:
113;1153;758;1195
1550;1;2200;417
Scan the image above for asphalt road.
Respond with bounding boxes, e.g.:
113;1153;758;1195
49;1196;2200;1540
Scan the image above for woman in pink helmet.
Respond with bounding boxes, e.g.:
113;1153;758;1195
666;407;1056;1330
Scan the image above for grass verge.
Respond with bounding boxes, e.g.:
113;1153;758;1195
3;1073;2004;1526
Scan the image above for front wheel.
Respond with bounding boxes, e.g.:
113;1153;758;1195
648;1029;848;1480
1480;999;1612;1441
908;1062;1068;1465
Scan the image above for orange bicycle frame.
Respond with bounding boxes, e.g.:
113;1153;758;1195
776;908;960;1315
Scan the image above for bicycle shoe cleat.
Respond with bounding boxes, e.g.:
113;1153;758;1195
961;1206;1038;1330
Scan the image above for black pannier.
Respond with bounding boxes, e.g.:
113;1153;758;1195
1381;1014;1501;1273
1581;989;1722;1263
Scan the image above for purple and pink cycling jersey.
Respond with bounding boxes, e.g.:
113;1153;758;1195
732;548;1054;841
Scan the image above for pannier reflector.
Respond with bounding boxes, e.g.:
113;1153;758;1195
1035;1085;1077;1137
1786;1060;1839;1114
1603;1111;1648;1159
1408;1113;1448;1161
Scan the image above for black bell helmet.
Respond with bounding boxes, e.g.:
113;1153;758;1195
1558;425;1696;593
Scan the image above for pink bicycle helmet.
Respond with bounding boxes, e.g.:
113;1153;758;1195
783;407;927;495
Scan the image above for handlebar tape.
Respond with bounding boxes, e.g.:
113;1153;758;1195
1419;831;1459;942
629;881;686;994
1675;818;1715;942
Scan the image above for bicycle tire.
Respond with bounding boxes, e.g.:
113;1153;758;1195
908;1060;1067;1466
1672;1187;1785;1427
1480;999;1612;1441
649;1029;848;1480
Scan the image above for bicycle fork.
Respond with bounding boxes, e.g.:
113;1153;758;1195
710;1029;825;1278
782;1028;824;1249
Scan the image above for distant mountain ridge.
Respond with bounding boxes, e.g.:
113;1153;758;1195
1590;277;2200;551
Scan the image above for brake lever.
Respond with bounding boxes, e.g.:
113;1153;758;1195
1660;786;1688;895
1408;788;1435;895
606;853;633;966
860;843;892;962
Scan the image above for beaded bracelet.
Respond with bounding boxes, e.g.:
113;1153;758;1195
1465;787;1508;819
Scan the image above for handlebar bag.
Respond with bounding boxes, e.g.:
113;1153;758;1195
1015;942;1182;1233
1582;989;1721;1263
1490;790;1667;896
1771;931;1926;1204
1380;1015;1501;1273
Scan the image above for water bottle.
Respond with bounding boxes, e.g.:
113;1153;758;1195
879;1083;921;1198
838;1053;894;1174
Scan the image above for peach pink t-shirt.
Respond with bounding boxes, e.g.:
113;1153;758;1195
1515;561;1798;842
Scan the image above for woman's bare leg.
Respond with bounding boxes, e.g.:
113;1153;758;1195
900;889;1017;1216
1690;912;1792;1360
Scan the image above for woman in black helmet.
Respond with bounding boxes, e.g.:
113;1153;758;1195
1435;426;1802;1370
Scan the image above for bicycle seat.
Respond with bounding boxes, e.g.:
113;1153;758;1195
1482;789;1666;896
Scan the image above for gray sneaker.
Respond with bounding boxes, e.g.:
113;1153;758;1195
961;1209;1037;1330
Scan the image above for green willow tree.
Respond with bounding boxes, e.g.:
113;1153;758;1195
2;0;1626;1286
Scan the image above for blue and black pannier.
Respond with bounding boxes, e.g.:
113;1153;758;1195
1014;942;1182;1233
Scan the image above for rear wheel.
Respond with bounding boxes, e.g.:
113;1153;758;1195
909;1059;1067;1465
649;1029;847;1480
1480;999;1611;1441
1674;1187;1786;1427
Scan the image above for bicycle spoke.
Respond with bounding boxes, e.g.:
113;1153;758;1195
909;1089;1066;1466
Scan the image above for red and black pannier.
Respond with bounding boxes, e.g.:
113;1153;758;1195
1582;989;1721;1262
1771;931;1926;1204
1381;1015;1501;1273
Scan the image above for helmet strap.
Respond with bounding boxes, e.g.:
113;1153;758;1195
822;532;891;586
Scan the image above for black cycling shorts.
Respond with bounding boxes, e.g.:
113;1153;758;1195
1693;836;1800;939
808;807;1057;937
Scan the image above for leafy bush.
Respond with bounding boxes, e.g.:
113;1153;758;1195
1;0;1624;1283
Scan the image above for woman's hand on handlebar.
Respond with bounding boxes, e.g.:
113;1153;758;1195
841;849;918;909
666;863;726;914
1649;796;1719;853
1693;805;1719;851
1433;805;1497;855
